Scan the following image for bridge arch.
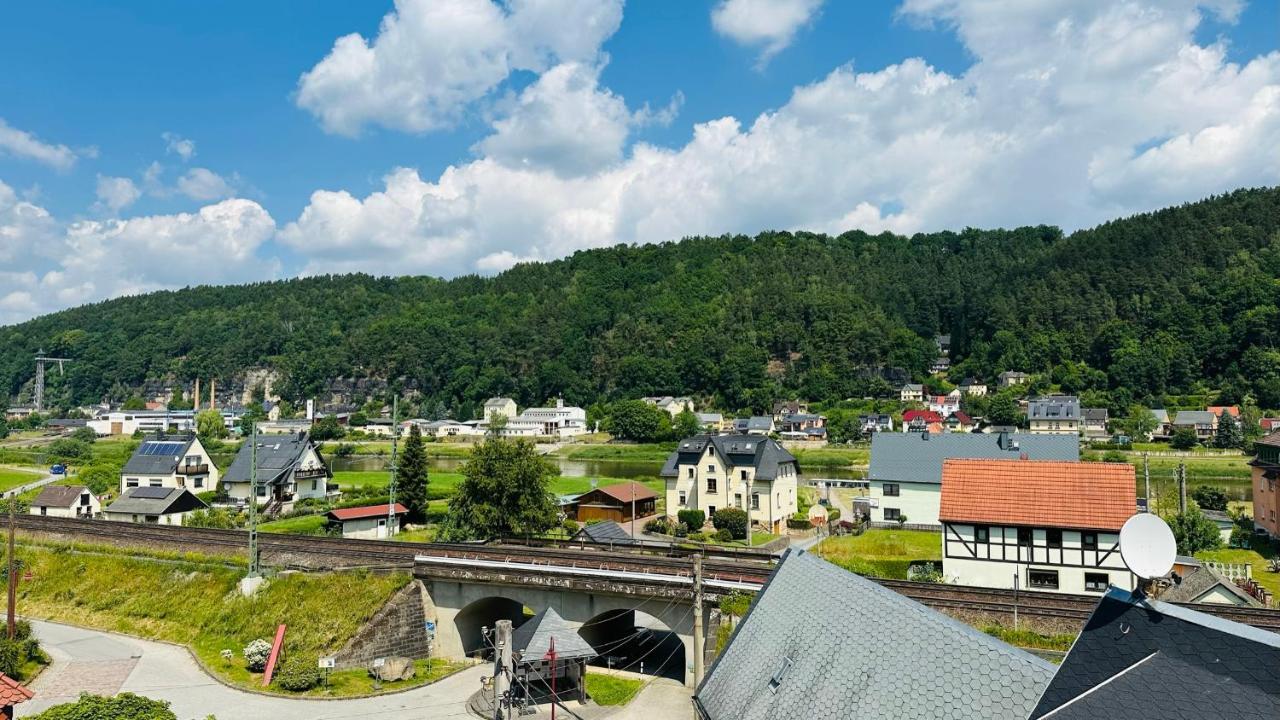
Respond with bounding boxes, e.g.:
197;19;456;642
579;607;686;683
453;595;530;658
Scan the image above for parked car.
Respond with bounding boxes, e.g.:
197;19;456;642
50;464;66;475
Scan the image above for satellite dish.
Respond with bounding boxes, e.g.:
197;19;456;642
1119;513;1176;580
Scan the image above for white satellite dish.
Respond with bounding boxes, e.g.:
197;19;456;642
1119;513;1177;580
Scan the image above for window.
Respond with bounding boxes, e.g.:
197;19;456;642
707;464;715;473
751;493;760;510
149;479;162;487
706;477;717;494
257;486;268;497
883;483;900;497
311;480;318;491
884;508;901;521
740;470;748;481
974;526;989;543
678;491;687;506
735;493;743;506
1084;573;1109;592
126;478;139;488
1028;570;1059;589
1017;528;1032;546
194;477;203;489
687;468;694;478
1047;529;1062;549
1081;532;1097;550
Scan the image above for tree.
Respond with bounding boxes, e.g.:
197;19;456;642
27;692;177;720
1191;485;1229;512
1170;426;1199;450
602;400;672;442
1214;410;1243;449
70;426;97;443
310;416;345;441
238;401;267;435
986;393;1020;427
121;396;146;411
1167;507;1222;554
195;409;227;441
1121;404;1158;441
672;408;702;440
76;464;117;496
712;507;749;540
398;425;430;522
47;438;92;463
437;436;558;541
0;417;9;440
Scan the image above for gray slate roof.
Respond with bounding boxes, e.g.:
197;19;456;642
1082;407;1108;422
1027;395;1080;421
1174;410;1216;426
1152;408;1171;423
121;435;196;475
1029;587;1280;719
868;432;1078;484
105;487;207;515
223;431;326;486
1161;566;1262;607
661;434;797;480
32;485;90;508
695;550;1053;720
574;521;636;545
512;607;595;661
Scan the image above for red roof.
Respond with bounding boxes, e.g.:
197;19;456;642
326;503;408;522
0;673;33;705
1262;418;1280;431
949;411;973;424
593;481;657;503
939;459;1135;531
1208;406;1240;417
903;410;943;423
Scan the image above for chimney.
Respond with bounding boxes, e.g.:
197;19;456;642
193;378;200;412
1020;452;1029;460
210;379;216;410
556;397;564;409
920;431;930;440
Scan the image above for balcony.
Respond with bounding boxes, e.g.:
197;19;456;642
176;464;209;475
294;467;329;480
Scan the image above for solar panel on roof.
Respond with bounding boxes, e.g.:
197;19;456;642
140;441;184;456
131;486;172;499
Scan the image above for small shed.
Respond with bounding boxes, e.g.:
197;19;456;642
561;482;656;523
325;503;408;539
30;485;100;519
103;487;207;525
512;607;595;706
572;520;636;545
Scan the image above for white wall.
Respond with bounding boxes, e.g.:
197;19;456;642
103;510;194;526
665;446;797;532
341;516;400;539
868;480;940;526
943;523;1133;594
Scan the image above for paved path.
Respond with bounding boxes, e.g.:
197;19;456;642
4;473;59;500
23;620;483;719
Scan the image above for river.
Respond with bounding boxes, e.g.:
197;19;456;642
327;455;866;482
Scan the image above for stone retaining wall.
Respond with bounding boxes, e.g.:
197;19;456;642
333;579;433;669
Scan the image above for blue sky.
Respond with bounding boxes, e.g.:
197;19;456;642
1;0;1278;324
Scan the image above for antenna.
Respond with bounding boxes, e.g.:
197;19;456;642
1119;513;1176;588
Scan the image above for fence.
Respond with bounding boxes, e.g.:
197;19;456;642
1203;561;1252;581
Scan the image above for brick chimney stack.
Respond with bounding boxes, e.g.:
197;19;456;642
193;378;200;412
210;378;216;410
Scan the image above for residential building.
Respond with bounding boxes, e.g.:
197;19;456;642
1249;429;1280;537
998;371;1031;387
939;458;1136;594
1028;587;1280;719
930;356;951;374
865;432;1078;527
927;393;961;417
858;414;894;434
1208;405;1241;418
733;416;775;435
694;550;1054;720
902;409;943;434
119;434;219;495
958;378;988;396
1027;395;1080;435
29;485;100;519
641;396;694;417
482;397;518;421
221;430;334;511
1162;564;1264;607
103;487;207;525
1173;410;1217;440
943;411;975;433
660;434;799;534
405;418;478;438
1261;417;1280;433
325;503;406;539
3;407;35;421
695;412;727;432
361;418;398;437
777;413;825;433
771;400;809;416
900;383;924;403
560;481;656;523
1150;408;1172;438
87;409;242;436
254;418;312;435
1081;407;1109;439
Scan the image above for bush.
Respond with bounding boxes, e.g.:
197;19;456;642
713;528;733;543
644;517;671;534
333;443;356;458
688;532;708;542
828;507;841;521
1192;485;1229;512
1168;508;1222;554
677;509;706;530
672;521;689;538
1102;450;1127;463
562;519;580;536
27;692;177;720
712;508;749;540
274;654;322;691
1171;426;1199;450
243;638;272;672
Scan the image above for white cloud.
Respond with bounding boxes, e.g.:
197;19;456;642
94;175;142;214
295;0;624;135
162;132;196;161
711;0;824;65
176;167;235;201
0;118;78;170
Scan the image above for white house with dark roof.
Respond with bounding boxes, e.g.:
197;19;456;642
998;371;1031;387
221;430;333;511
900;383;924;403
1027;395;1081;435
30;485;100;518
958;378;988;396
103;486;207;525
641;396;695;417
1173;409;1218;440
661;434;799;534
482;397;518;421
119;434;219;495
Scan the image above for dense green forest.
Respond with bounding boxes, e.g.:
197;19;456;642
3;187;1279;417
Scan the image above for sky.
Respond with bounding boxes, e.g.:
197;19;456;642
1;0;1277;325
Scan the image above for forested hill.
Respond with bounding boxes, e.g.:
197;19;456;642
4;187;1280;416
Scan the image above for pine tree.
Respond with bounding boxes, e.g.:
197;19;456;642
1215;410;1243;449
398;425;430;522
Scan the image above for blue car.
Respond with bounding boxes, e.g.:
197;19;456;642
50;464;66;475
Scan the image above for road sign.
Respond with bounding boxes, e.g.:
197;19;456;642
318;656;336;669
372;657;386;668
425;620;436;638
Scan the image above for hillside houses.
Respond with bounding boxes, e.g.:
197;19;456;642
1172;409;1217;440
900;383;924;403
119;434;219;495
1027;395;1080;435
30;485;100;518
221;430;334;512
641;396;694;416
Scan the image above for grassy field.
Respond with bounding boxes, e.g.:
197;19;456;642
0;466;42;492
791;445;869;468
1196;545;1280;600
584;673;645;705
981;625;1075;653
260;514;329;534
15;543;430;696
813;529;942;579
559;443;675;462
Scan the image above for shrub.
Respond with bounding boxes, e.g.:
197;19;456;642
333;443;356;458
688;532;708;542
275;654;322;691
1168;508;1222;554
0;638;21;678
1170;426;1198;450
672;521;689;538
712;508;748;540
1192;485;1229;512
677;509;706;530
561;519;580;536
1102;450;1126;463
27;692;177;720
896;514;909;527
243;638;272;672
644;517;671;534
713;528;733;543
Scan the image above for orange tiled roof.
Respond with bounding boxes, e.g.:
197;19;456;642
0;673;33;705
939;458;1135;531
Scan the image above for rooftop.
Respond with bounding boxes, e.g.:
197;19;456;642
326;503;407;522
939;459;1135;531
121;435;196;475
661;434;797;480
868;432;1079;485
106;487;207;516
31;485;90;507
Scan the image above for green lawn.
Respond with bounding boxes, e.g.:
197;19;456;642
813;529;942;579
791;445;870;468
0;466;43;492
560;443;676;462
584;673;645;706
1196;545;1280;600
981;625;1075;652
260;514;329;534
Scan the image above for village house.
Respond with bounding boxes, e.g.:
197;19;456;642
482;397;518;421
696;412;727;432
1250;429;1280;537
1173;409;1217;440
777;412;826;437
935;334;951;355
88;409;242;437
1208;405;1241;419
119;434;219;495
957;377;988;396
943;411;975;433
899;383;924;403
930;356;951;374
1081;407;1109;439
858;414;894;434
221;430;334;512
733;416;775;435
1260;417;1280;433
864;431;1078;527
571;520;636;545
1150;407;1172;439
927;392;961;417
998;371;1031;387
641;396;694;417
1161;561;1264;607
103;486;208;525
939;458;1136;594
325;503;407;539
29;485;100;518
901;409;944;434
405;418;478;438
1027;395;1080;435
560;481;656;523
772;400;809;416
660;434;799;535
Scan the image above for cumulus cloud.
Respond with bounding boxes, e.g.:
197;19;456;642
0;118;78;170
162;132;196;161
295;0;624;135
94;175;142;214
280;0;1280;280
711;0;824;65
176;167;236;201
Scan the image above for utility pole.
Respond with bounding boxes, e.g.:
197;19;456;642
387;397;399;538
1012;570;1019;631
6;497;15;639
1178;463;1187;515
493;620;513;720
1143;453;1151;513
692;553;704;687
743;477;752;548
248;422;260;579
